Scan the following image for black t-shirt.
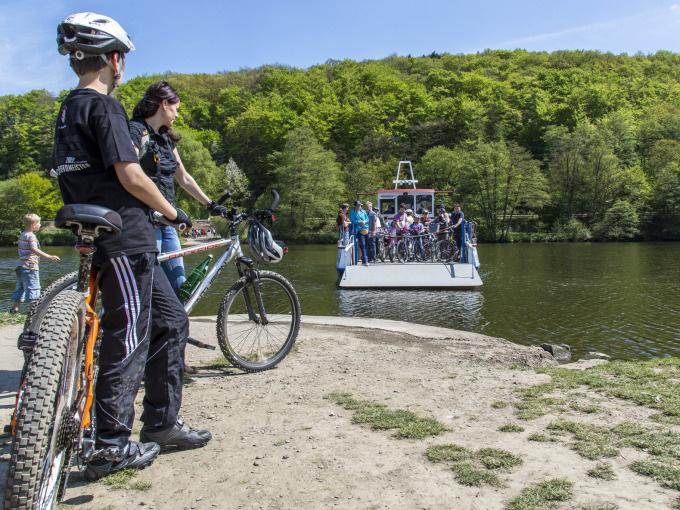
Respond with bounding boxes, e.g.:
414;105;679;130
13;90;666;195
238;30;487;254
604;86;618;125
451;211;465;226
52;88;156;258
128;119;179;205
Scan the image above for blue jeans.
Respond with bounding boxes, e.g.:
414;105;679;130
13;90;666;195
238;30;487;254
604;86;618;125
356;232;368;264
367;234;377;261
155;226;186;293
12;267;40;303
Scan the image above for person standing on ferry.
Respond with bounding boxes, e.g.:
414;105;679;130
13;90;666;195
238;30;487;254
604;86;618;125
350;200;369;266
366;201;381;262
435;203;450;240
129;81;227;293
450;203;465;260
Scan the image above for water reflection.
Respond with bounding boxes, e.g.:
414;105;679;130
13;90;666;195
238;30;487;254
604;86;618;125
337;288;486;332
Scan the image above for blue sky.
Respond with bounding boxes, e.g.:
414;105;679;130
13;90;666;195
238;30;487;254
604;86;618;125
2;0;680;96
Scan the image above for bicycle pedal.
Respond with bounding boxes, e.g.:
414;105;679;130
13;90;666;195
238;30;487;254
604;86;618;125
186;337;216;350
81;437;96;463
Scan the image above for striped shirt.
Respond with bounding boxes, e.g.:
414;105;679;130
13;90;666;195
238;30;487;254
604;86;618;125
18;231;39;270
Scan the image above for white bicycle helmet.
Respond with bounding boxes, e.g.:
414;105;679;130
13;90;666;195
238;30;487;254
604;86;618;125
57;13;135;59
248;221;283;264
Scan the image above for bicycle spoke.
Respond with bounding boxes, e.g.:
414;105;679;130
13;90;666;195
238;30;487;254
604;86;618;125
218;272;300;372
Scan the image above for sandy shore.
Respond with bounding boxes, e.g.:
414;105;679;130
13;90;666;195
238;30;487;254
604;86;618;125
0;317;676;509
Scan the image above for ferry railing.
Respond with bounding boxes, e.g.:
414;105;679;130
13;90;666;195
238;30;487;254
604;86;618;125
347;235;355;266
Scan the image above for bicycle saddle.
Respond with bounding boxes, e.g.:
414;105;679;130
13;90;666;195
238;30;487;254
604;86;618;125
55;204;122;235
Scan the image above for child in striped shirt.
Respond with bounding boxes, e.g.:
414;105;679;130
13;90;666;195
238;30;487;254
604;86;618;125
11;213;60;313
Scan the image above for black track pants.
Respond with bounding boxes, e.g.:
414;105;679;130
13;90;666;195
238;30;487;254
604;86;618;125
94;252;188;449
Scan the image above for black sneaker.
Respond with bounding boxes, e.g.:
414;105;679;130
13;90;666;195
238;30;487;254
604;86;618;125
140;419;211;451
84;441;160;481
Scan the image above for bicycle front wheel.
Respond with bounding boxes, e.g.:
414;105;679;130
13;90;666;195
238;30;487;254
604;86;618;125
217;271;301;372
4;290;85;510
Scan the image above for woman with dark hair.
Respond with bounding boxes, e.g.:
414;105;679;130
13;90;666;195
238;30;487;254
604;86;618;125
129;81;227;293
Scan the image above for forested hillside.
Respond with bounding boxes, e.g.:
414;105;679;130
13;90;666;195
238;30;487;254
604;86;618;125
2;50;680;242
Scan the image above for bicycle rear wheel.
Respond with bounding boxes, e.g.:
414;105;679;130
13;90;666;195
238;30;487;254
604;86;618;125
19;272;78;363
4;290;86;510
217;271;301;372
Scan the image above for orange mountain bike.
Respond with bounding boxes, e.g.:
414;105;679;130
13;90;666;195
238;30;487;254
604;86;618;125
4;191;300;509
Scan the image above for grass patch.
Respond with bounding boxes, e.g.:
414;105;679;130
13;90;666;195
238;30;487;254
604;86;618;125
582;504;618;510
129;479;152;491
521;358;680;421
543;417;680;491
630;459;680;490
478;448;523;470
514;396;567;421
651;413;680;426
507;478;573;510
452;462;502;487
546;418;680;461
498;423;525;433
426;443;522;487
587;462;617;480
101;469;150;490
547;420;620;460
426;444;472;463
491;400;509;409
0;311;25;326
200;356;232;370
326;392;447;439
570;402;601;414
528;433;559;443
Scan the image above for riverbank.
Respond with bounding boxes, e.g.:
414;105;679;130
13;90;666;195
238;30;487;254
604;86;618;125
1;317;679;509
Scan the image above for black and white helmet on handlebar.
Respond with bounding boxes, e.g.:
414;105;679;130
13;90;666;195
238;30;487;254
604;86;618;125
248;221;283;264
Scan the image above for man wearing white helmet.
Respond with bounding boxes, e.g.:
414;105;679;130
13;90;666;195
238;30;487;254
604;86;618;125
53;13;211;481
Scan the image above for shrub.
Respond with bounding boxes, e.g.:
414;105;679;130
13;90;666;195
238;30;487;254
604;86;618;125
593;200;640;241
555;218;592;241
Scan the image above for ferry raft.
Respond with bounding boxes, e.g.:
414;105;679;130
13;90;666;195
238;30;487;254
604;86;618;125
337;161;482;289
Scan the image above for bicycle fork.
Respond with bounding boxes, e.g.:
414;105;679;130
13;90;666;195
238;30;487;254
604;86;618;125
236;258;269;326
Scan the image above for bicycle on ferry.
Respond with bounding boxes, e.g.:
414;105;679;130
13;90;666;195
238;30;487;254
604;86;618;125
4;190;300;510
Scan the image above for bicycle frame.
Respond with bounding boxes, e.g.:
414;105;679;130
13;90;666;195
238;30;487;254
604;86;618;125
157;234;243;315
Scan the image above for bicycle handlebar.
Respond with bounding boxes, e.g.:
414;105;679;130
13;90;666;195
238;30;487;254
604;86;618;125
152;211;189;232
152;189;281;232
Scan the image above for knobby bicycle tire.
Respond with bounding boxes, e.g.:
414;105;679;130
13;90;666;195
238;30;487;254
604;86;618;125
22;272;79;338
18;272;78;380
4;290;85;510
216;271;301;373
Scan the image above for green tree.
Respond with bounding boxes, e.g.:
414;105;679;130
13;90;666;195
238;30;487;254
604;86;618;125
592;200;640;240
174;129;222;219
0;90;56;179
458;140;547;241
222;157;251;205
342;158;392;199
0;172;62;242
271;125;344;232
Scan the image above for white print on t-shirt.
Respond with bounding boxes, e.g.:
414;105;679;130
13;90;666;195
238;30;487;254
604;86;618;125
51;156;90;177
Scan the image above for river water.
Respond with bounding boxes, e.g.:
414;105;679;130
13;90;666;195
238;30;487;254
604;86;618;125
1;242;678;360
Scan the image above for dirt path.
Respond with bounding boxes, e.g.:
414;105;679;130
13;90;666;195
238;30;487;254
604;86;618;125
0;317;677;509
